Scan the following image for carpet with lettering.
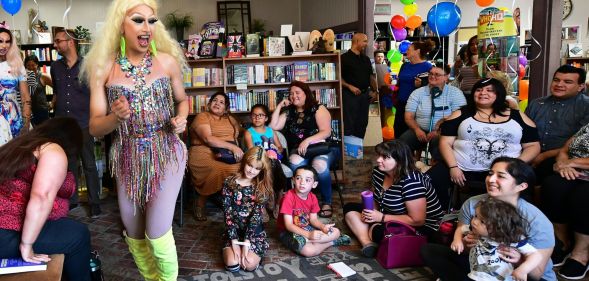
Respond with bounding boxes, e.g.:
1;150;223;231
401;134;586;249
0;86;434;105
180;252;435;281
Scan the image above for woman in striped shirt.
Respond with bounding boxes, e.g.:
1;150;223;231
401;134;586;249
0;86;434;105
343;140;444;257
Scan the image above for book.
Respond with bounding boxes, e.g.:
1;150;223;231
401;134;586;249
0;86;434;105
268;37;286;57
327;262;355;278
187;34;202;59
198;40;217;58
568;43;583;58
246;33;260;57
0;258;47;275
227;34;243;58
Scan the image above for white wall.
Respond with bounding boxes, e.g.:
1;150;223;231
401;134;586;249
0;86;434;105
300;0;357;31
373;0;534;64
0;0;301;43
563;0;589;56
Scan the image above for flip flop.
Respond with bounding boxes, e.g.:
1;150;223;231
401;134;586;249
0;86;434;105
318;205;333;218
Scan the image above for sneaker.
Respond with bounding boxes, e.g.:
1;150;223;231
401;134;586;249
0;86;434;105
552;239;571;267
90;205;103;219
333;234;351;246
559;258;589;280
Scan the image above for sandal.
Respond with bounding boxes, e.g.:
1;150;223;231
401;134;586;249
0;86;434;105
193;206;207;221
318;205;333;218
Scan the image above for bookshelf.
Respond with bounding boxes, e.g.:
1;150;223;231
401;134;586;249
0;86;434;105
562;57;589;72
185;53;345;173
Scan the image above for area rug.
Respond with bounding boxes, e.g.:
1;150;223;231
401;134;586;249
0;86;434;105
180;252;434;281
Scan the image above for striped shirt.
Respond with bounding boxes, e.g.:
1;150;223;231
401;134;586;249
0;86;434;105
372;168;443;231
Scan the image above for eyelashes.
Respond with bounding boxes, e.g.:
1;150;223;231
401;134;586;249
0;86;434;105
0;40;11;44
131;18;158;25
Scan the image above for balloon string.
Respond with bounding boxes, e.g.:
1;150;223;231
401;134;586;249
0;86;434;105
525;6;543;63
61;0;82;40
389;22;397;45
31;0;40;37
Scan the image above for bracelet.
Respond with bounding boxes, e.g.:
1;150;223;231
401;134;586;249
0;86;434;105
449;165;458;169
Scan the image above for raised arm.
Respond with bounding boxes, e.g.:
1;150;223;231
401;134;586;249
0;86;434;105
269;99;289;130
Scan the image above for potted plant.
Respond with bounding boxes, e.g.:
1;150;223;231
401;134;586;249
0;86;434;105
251;18;266;36
164;11;194;41
74;26;91;56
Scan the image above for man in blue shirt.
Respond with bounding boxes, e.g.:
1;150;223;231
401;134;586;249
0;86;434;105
51;28;102;218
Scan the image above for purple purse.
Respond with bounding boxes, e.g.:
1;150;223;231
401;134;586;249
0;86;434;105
376;221;427;269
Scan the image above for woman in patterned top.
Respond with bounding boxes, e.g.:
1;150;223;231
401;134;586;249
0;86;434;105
270;80;339;218
541;123;589;279
343;140;443;258
0;117;91;280
82;0;188;280
222;147;273;273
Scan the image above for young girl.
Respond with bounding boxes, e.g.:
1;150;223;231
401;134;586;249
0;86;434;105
244;104;287;217
222;147;274;272
451;198;542;281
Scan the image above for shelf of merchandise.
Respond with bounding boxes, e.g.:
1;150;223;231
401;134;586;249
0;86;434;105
185;53;345;175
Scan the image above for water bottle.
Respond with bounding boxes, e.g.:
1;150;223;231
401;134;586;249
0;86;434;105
90;251;104;281
439;221;455;246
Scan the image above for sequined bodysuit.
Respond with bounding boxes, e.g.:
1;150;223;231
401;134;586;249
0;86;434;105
107;76;185;207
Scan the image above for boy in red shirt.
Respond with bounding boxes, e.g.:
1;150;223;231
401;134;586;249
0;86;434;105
277;166;350;256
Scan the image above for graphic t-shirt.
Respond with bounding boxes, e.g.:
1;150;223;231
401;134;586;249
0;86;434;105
277;189;320;233
468;237;537;281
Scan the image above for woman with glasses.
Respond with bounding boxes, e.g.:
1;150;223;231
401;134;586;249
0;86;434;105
270;80;339;218
0;27;32;145
24;55;52;126
425;78;540;208
399;62;466;160
189;92;243;221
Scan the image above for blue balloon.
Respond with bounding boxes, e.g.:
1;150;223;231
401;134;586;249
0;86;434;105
427;2;461;36
399;40;412;54
1;0;21;15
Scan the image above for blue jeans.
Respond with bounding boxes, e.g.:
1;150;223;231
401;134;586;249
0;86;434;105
289;146;340;205
0;217;92;281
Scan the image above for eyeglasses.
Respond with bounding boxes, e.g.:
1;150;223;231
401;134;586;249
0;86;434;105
428;72;446;78
54;38;70;44
251;113;266;119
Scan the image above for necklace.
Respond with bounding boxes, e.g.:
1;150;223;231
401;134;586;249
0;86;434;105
477;110;493;122
117;51;155;115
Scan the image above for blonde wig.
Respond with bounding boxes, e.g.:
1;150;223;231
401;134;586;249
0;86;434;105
0;28;25;77
80;0;186;82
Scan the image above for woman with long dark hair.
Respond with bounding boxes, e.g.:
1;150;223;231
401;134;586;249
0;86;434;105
0;117;91;281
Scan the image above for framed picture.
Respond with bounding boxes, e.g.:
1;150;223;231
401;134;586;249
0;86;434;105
11;30;21;45
198;40;217;58
374;4;391;16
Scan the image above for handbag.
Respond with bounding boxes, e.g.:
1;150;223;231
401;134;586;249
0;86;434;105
211;141;238;164
376;220;427;269
292;142;331;159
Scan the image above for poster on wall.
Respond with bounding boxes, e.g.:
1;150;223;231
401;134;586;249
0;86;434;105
478;7;517;39
374;4;391;16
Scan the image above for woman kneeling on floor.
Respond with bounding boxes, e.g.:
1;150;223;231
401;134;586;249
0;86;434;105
343;140;444;258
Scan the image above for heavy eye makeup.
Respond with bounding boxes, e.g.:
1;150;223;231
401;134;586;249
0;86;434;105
131;17;158;25
0;39;11;44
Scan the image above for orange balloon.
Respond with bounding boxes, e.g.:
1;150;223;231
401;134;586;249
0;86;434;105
519;80;529;101
476;0;494;7
406;15;423;30
384;72;392;85
382;126;395;140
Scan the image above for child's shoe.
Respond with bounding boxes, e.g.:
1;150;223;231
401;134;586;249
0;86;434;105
333;234;351;246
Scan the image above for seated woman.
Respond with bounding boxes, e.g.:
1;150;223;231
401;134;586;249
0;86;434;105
188;92;243;221
270;80;339;218
421;157;556;281
343;140;444;258
426;78;540;208
0;117;91;281
541;123;589;279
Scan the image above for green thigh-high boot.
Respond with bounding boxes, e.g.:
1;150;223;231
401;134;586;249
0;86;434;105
125;232;158;281
146;228;178;281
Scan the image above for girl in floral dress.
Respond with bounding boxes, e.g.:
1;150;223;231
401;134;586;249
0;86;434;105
222;147;274;272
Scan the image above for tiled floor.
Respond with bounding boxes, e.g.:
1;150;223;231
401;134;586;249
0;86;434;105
68;151;584;281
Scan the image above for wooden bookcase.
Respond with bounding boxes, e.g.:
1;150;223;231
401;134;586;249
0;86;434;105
562;57;589;72
185;53;345;173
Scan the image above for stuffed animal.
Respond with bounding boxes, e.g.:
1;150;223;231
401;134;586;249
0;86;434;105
323;29;335;52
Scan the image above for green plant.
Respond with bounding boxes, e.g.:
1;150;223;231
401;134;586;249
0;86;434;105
164;11;194;30
74;25;91;40
251;19;266;34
